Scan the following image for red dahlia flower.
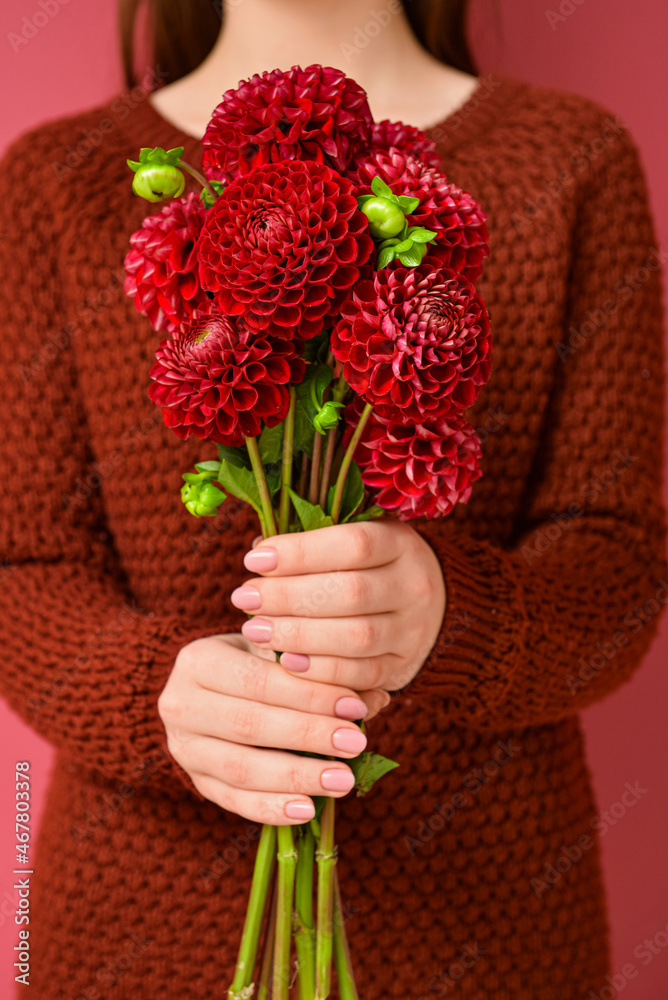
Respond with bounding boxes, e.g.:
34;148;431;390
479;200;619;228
148;314;305;446
347;148;489;283
355;410;482;520
124;193;211;333
202;64;373;182
198;159;374;341
368;120;441;168
331;257;491;423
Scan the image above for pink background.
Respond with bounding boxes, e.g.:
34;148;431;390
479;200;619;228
1;0;666;996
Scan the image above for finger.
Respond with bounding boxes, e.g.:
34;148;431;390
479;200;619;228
278;651;404;692
241;612;396;659
242;521;408;578
184;736;356;798
173;690;368;758
194;644;371;720
192;772;317;826
231;563;409;619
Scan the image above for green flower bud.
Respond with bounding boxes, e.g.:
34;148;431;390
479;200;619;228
181;479;226;517
313;400;344;435
131;164;185;203
361;196;406;239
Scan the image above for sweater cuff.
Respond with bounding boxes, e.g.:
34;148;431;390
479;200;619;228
120;618;240;801
398;527;528;719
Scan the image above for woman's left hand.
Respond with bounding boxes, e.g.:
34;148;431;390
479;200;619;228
231;520;446;693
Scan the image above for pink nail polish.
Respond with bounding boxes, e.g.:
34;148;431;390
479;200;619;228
285;800;315;820
334;696;368;720
241;618;274;642
280;652;310;673
244;547;278;573
321;768;355;792
231;586;262;611
332;728;367;754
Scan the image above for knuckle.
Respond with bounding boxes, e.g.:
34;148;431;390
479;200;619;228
346;570;369;607
351;617;377;655
286;761;313;795
229;706;258;744
347;523;375;563
223;751;251;788
239;658;268;702
365;655;385;688
298;713;322;751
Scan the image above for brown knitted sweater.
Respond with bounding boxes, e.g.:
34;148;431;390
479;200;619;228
1;73;666;1000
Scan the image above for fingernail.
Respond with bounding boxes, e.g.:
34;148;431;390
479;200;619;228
251;535;263;549
231;586;262;611
285;800;315;820
334;696;368;720
332;727;367;754
241;618;274;642
321;768;356;792
244;547;278;573
280;652;310;673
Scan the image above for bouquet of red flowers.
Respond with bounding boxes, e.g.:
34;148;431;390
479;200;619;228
124;64;491;999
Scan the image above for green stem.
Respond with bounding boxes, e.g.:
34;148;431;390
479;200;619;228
329;403;373;524
273;825;297;1000
228;824;278;999
257;879;278;1000
278;388;296;534
180;158;217;202
315;798;337;1000
295;827;316;999
245;436;278;537
333;872;359;1000
308;429;324;505
318;428;338;511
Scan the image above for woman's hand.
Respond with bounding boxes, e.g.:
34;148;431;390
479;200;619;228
232;520;446;693
158;633;389;825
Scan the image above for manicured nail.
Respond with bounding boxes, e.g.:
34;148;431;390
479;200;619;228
231;586;262;611
332;727;367;754
321;768;355;792
241;618;273;642
285;800;315;820
280;652;310;673
244;547;278;573
334;696;368;720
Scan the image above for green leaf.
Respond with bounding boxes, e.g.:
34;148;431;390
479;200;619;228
392;237;414;254
165;145;185;165
370;175;393;199
287;488;334;531
398;246;425;267
258;423;284;465
215;460;264;517
194;460;221;474
310;364;334;411
302;328;330;364
398;195;420;214
265;465;282;497
126;158;142;172
407;226;438;243
326;461;364;522
216;443;250;468
376;246;397;269
350;751;400;796
350;505;385;522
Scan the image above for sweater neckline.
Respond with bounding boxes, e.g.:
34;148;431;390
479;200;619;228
117;72;525;168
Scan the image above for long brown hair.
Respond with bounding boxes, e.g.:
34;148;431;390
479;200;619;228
119;0;477;90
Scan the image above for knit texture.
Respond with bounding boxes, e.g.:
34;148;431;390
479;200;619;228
1;72;666;1000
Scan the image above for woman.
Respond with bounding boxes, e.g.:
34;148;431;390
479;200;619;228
1;0;665;997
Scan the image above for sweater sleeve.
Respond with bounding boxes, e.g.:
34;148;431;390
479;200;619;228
0;129;235;800
401;119;667;727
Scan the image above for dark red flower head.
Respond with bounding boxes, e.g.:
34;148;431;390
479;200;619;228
347;148;489;283
198;159;374;341
124;193;212;334
368;119;441;168
331;256;491;423
202;64;373;182
353;408;482;520
148;314;305;446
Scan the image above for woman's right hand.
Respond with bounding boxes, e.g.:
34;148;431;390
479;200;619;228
158;633;391;825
